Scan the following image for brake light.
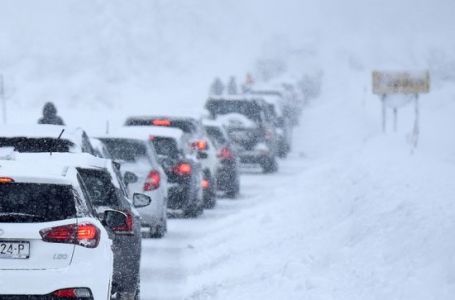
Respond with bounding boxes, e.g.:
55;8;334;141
144;170;160;191
0;177;14;183
192;140;208;151
152;119;171;126
201;178;210;189
174;162;192;176
217;146;234;160
52;288;92;298
112;211;134;233
40;223;100;248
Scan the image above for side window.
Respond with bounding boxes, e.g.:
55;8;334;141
75;175;97;217
112;164;129;198
81;132;96;155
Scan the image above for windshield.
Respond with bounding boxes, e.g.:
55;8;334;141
151;137;179;159
100;138;150;162
0;183;76;223
0;137;74;153
205;100;262;122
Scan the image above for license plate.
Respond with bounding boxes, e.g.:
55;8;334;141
0;241;30;259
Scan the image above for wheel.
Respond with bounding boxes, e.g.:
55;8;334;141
262;157;278;173
203;172;216;209
225;180;240;198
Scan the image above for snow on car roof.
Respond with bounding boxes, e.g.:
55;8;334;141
0;159;76;185
100;126;186;142
207;95;265;102
201;118;225;128
11;152;121;189
0;124;87;145
213;113;257;128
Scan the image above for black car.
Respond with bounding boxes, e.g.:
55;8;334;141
205;96;279;173
203;121;240;198
146;126;204;217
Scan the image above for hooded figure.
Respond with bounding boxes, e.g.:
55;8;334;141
38;102;65;125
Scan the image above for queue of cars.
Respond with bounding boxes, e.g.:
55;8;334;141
0;89;299;299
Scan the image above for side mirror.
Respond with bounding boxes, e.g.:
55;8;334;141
133;193;152;208
123;171;138;185
103;210;128;231
197;151;208;159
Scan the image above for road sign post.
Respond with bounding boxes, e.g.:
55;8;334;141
372;71;430;148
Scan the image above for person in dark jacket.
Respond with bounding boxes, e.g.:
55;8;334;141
38;102;65;125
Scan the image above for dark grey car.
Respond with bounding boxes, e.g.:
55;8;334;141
77;164;149;300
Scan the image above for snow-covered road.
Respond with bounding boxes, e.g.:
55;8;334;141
140;162;303;300
139;90;455;300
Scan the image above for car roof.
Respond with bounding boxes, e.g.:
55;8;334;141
207;95;265;102
1;152;121;188
98;127;154;142
0;159;77;185
0;124;87;145
201;118;225;127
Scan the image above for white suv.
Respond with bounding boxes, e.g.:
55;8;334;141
0;162;121;299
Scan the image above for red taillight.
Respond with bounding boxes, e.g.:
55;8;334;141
217;146;234;160
112;211;134;233
144;170;160;191
52;288;92;298
152;119;171;126
192;140;208;151
174;162;192;176
0;177;14;183
201;178;210;189
40;223;100;248
53;288;77;298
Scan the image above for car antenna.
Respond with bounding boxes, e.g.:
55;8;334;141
50;129;65;156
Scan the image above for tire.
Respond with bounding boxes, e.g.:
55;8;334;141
203;172;216;209
225;181;240;198
262;157;278;174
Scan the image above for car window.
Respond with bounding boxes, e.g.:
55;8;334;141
205;126;227;146
101;139;150;163
0;183;76;223
151;137;180;159
77;168;121;207
0;137;74;153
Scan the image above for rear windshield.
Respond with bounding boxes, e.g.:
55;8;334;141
0;183;76;223
0;137;74;153
78;169;120;207
205;126;227;146
151;137;179;159
205;100;262;122
100;138;149;162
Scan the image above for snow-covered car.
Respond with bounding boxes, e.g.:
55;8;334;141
205;96;279;173
202;119;240;198
125;116;219;208
0;162;125;299
98;129;168;238
248;90;293;158
9;152;150;299
0;124;96;155
145;126;204;216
